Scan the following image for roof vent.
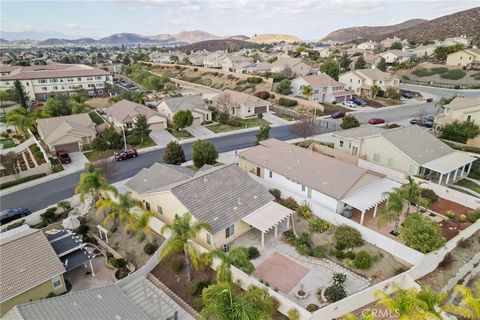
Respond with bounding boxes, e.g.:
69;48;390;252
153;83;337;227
204;176;208;183
237;197;241;205
96;294;103;300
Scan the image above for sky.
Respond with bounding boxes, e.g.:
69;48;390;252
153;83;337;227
1;0;479;40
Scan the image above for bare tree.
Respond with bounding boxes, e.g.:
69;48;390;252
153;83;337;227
94;158;119;182
289;116;319;140
0;151;19;177
215;92;237;114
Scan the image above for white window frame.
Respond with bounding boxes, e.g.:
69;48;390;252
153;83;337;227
225;225;235;238
373;153;381;162
207;233;212;245
52;276;62;289
269;170;273;178
157;205;163;215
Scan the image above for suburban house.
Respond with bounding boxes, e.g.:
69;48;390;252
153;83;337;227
414;45;437;57
188;50;210;66
331;125;477;184
380;50;415;64
126;163;293;248
203;51;228;68
221;55;254;73
379;37;404;49
106;99;167;131
357;41;379;50
0;226;66;317
237;139;401;226
212;89;270;118
243;62;272;74
290;74;352;104
446;49;480;69
350;54;382;70
270;57;311;76
339;68;400;95
37;113;97;152
435;96;480;127
156;95;212;126
0;64;113;101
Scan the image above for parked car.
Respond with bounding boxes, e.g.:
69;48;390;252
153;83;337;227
402;92;414;99
56;150;71;164
331;111;346;119
115;148;138;161
343;101;357;108
0;208;31;225
352;98;367;107
410;117;434;128
368;118;385;125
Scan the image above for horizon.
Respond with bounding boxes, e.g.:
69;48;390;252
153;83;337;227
1;0;479;41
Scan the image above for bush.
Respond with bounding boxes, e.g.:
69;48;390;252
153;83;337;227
278;97;297;107
292;233;311;256
310;246;324;258
76;223;90;236
335;242;346;251
171;259;183;273
287;308;300;320
467;209;480;223
247;246;260;260
308;217;330;233
111;258;127;268
335;225;363;248
281;196;298;210
296;202;313;219
106;251;114;259
136;232;146;243
5;219;25;231
269;188;281;200
354;250;372;269
399;212;445;253
46;292;56;298
421;188;438;204
254;91;270;100
40;207;57;224
282;229;296;243
335;249;346;259
439;120;480;144
344;251;356;260
192;297;203;311
306;304;320;312
188;279;211;296
247;77;262;84
440;70;466;80
323;284;347;302
126;134;141;145
192;139;218;168
115;268;129;279
143;243;158;255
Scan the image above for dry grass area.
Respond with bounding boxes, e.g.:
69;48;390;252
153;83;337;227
85;97;111;108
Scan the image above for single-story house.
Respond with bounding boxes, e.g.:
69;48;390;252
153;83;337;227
126;163;293;248
237;139;401;225
243;62;272;74
105;99;167;131
332;125;477;184
339;68;400;96
37;113;96;153
157;95;212;126
435;96;480;128
290;74;351;104
380;50;415;64
357;41;379;51
270;57;311;76
0;226;66;317
212;89;270;118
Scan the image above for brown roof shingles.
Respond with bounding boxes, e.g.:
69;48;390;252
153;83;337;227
0;64;110;81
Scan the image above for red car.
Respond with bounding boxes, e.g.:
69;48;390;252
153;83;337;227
368;118;386;125
115;148;138;161
56;150;71;164
331;111;346;119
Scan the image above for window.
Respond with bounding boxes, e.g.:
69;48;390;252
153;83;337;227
388;158;394;167
42;87;47;91
77;77;81;81
269;170;273;178
38;79;47;84
157;205;163;214
225;225;235;238
206;233;212;245
52;276;62;289
95;76;103;80
373;153;381;162
467;115;472;121
307;187;312;198
301;185;305;192
339;140;344;147
145;201;151;211
126;123;133;129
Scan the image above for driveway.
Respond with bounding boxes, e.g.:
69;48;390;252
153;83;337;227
149;130;176;147
63;152;89;173
186;125;216;138
262;111;291;126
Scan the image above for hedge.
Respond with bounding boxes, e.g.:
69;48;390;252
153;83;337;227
247;77;263;84
0;174;47;190
278;98;298;107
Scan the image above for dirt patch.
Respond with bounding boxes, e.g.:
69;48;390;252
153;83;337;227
86;97;111;108
429;197;471;216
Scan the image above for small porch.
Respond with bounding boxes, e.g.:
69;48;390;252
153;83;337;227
420;152;476;185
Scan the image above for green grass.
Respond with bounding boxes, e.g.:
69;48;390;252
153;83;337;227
168;129;193;139
134;136;156;148
275;113;296;121
83;149;116;162
206;118;270;133
454;179;480;194
322;103;349;114
0;139;16;149
0;174;47;190
440;70;466;80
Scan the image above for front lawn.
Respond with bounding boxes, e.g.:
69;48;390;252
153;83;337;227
168;129;193;139
83;150;116;162
454;179;480;194
321;103;350;115
132;136;156;149
275;113;296;121
206;117;270;133
0;139;16;149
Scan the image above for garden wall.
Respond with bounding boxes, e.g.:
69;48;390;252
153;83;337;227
357;158;407;183
441;251;480;294
310;143;360;165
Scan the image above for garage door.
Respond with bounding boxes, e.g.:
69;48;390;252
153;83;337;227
254;106;267;114
150;123;166;131
55;142;80;153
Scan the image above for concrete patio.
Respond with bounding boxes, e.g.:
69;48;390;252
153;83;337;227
64;255;116;293
230;220;370;309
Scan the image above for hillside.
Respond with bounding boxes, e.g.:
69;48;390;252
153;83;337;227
148;30;220;44
178;39;260;52
228;35;250;41
320;19;426;42
38;38;97;45
248;34;302;44
97;33;155;44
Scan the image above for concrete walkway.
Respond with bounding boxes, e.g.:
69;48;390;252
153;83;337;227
149;130;177;147
185;125;216;139
63;152;90;173
262;111;291;126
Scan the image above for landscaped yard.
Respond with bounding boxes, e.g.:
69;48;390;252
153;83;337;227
401;65;480;88
454;178;480;194
168;128;193;139
84;149;117;162
0;138;16;149
206;117;270;133
321;103;350;115
274;112;296;121
88;111;105;125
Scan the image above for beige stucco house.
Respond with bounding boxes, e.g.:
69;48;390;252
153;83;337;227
37;113;96;152
380;50;414;64
212;89;270;118
446;49;480;69
270;57;311;76
157;95;212;126
339;69;400;96
0;227;66;317
105;99;167;131
290;74;351;104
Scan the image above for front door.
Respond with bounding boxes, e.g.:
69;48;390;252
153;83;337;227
256;167;261;177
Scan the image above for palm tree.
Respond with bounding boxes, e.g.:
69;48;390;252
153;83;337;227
159;213;211;282
210;247;254;283
96;191;143;229
75;163;117;201
442;282;480;320
398;176;429;212
378;190;406;234
5;108;36;134
128;210;153;240
370;85;381;99
301;85;313;100
200;282;275;320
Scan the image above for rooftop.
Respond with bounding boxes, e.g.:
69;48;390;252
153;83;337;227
160;95;208;113
295;74;343;87
333;126;388;140
214;89;271;108
106;99;165;122
36;113;96;145
444;96;480;110
0;64;110;80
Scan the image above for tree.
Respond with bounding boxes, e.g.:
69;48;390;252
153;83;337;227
70;102;90;114
300;84;313;100
399;212;445;253
398;176;430;212
44;97;70;117
442;282;480;320
163;141;185;165
75;163;116;201
320;58;340;80
12;80;29;108
390;41;403;50
172;110;194;131
0;90;9;114
200;282;275;320
340;114;360;129
354;56;366;70
339;52;351;70
192;139;218;168
378;190;405;234
289;115;318;140
132;114;151;143
122;55;131;65
129;210;153;240
370;85;381;99
159;213;211;282
377;57;387;71
438;120;480;144
276;79;292;95
5;108;36;134
472;34;480;47
210;247;254;283
255;124;270;144
386;87;400;100
96;191;144;229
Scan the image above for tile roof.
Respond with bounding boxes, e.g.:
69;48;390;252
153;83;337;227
352;69;397;81
36;114;96;145
214;89;271;108
0;228;66;303
238;139;375;200
0;64;110;80
295;74;343;87
106;99;166;123
333;126;388;140
160;95;208;113
444;96;480;110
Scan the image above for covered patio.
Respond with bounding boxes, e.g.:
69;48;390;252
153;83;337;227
242;201;294;247
341;178;402;225
420;152;477;185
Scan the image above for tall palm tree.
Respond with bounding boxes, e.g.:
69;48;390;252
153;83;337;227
378;190;406;233
442;282;480;320
96;191;143;229
398;176;429;212
210;247;254;283
75;163;117;201
159;213;211;282
200;282;275;320
128;210;153;240
5;108;36;134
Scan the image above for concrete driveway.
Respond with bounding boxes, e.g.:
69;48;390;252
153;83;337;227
149;130;176;147
186;125;216;138
63;152;89;173
262;111;291;126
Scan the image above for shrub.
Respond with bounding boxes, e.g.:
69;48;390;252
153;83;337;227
269;188;281;200
126;134;140;145
467;209;480;223
399;212;446;253
188;279;211;296
115;268;129;279
323;284;347;302
335;242;346;251
293;232;311;256
296;201;313;219
254;91;270;100
282;229;296;243
40;207;57;224
344;251;356;260
354;250;372;269
192;297;203;311
421;188;438;204
440;70;466;80
143;242;158;255
281;196;298;210
188;283;199;295
335;225;363;248
76;223;90;236
106;251;114;259
308;217;330;233
46;292;56;298
171;259;183;273
278;97;297;107
247;77;262;84
310;246;324;258
136;232;146;243
306;304;320;312
5;219;25;231
247;246;260;260
111;258;127;268
287;308;300;320
395;267;406;275
335;249;346;259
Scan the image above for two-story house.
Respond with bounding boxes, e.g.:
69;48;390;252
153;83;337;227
290;74;351;104
446;49;480;69
270;57;312;76
339;69;400;96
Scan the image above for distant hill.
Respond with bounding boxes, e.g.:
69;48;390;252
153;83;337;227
249;34;302;44
38;38;97;45
97;33;155;44
0;38;9;43
178;39;260;52
228;35;250;41
148;30;221;44
320;19;426;42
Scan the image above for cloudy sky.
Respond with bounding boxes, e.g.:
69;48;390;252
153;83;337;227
1;0;479;40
